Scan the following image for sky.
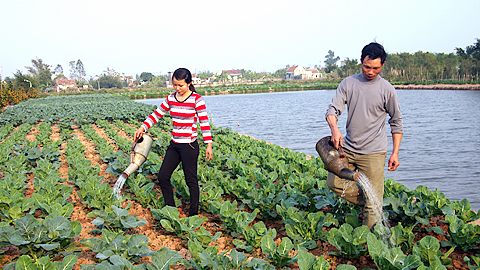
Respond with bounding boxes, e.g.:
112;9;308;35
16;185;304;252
1;0;479;79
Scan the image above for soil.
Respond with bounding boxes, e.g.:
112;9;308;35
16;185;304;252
0;122;479;269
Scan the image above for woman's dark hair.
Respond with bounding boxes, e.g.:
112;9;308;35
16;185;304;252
361;42;387;64
173;68;196;92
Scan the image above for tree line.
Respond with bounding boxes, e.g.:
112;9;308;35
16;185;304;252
324;38;480;83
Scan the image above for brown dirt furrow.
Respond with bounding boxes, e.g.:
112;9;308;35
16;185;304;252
90;124;120;185
92;124;117;149
79;124;116;184
119;199;192;264
113;125;134;142
25;122;40;142
23;123;39;198
50;125;97;268
69;125;107;269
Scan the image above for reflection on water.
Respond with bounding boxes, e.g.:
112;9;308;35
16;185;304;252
139;89;480;211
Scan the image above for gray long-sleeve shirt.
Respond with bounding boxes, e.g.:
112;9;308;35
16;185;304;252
325;73;403;154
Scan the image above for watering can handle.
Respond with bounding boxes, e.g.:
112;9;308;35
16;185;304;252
131;137;140;152
327;138;346;157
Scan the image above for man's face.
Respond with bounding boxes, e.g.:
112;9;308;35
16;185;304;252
361;56;384;80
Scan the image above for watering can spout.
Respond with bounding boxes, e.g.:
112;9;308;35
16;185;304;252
113;133;154;198
316;136;358;181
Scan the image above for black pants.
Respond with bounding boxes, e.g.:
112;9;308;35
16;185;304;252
157;140;200;216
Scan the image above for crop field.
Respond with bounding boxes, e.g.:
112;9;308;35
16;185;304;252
0;94;479;270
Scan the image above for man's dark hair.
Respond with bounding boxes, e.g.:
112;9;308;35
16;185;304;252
361;42;387;64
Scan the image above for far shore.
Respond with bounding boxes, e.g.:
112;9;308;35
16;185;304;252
394;83;480;90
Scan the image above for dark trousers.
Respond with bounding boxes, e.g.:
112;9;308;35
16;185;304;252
157;140;200;216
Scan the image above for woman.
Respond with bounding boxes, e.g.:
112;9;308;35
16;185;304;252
134;68;213;216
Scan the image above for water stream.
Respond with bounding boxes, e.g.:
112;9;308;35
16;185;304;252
354;172;394;247
113;174;128;199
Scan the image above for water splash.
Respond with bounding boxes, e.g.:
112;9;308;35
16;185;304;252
113;174;127;200
354;172;395;248
341;180;356;198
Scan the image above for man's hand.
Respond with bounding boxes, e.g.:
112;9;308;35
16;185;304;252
388;153;399;171
326;115;343;149
330;129;343;150
388;133;402;171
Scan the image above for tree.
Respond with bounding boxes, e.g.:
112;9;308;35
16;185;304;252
25;58;53;89
465;38;480;60
104;67;117;76
197;71;214;80
273;68;286;78
90;74;123;89
69;61;77;80
76;60;86;82
69;59;86;82
218;71;229;83
13;71;38;90
139;72;154;82
455;38;480;81
338;58;360;78
324;50;340;73
54;64;64;76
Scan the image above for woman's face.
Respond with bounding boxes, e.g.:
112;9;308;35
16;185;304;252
172;78;191;96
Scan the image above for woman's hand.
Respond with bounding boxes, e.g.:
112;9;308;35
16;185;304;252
205;143;213;161
134;126;145;140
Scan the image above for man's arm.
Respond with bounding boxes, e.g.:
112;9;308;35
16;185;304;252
388;133;402;171
326;114;343;149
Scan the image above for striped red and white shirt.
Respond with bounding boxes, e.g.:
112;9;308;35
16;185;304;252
142;92;213;144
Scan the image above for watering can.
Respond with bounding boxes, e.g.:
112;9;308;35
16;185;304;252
113;133;154;198
315;136;359;181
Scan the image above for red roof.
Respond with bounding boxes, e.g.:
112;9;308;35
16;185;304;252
222;70;242;76
286;66;298;72
55;78;76;86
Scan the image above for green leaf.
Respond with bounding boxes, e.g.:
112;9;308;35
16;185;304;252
261;234;276;255
150;247;182;270
35;243;60;251
15;214;39;235
336;265;357;270
14;255;36;270
160;219;174;232
297;247;316;270
9;233;31;246
58;254;79;270
229;249;247;268
277;237;293;257
413;235;441;266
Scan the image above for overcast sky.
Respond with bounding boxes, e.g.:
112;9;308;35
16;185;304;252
1;0;479;79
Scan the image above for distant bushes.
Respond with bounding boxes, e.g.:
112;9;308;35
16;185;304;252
0;83;38;108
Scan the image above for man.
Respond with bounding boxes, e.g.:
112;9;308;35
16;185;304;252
325;42;403;229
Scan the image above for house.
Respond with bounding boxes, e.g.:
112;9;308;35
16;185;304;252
54;78;77;92
120;75;134;87
285;65;305;80
192;73;202;85
221;70;242;81
306;68;322;79
285;66;321;80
